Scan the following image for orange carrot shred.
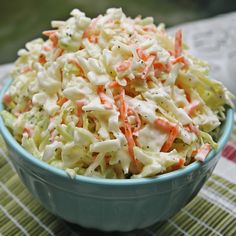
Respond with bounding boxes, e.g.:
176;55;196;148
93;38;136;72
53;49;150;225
43;30;58;48
42;30;57;37
97;85;113;109
136;47;148;61
191;150;198;156
154;117;176;133
171;159;185;171
188;123;199;135
161;126;179;152
23;127;33;136
141;55;156;79
83;17;100;43
186;100;200;116
127;107;141;133
153;62;170;73
38;54;46;64
68;59;84;75
76;101;84;128
109;81;120;88
176;83;191;103
116;60;131;72
172;55;189;69
118;89;139;172
21;66;32;74
175;29;182;58
3;94;12;105
124;121;136;161
195;143;212;162
119;89;127;122
57;97;68;107
185;88;191;103
21;99;32;113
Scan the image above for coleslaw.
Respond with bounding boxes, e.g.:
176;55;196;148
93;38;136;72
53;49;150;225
1;8;234;178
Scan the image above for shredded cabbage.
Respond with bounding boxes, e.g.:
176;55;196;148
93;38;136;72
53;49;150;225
1;8;234;179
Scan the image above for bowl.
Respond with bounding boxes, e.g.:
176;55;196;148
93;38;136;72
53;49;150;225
0;79;234;232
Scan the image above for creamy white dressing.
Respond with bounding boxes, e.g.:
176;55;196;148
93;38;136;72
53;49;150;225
4;7;232;179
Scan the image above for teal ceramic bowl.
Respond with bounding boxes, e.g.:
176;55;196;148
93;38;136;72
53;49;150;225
0;79;234;232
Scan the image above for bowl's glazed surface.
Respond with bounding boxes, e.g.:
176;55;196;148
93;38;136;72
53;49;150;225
0;79;234;231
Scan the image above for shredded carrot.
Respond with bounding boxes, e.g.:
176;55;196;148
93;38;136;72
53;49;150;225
172;55;188;68
57;96;68;106
43;30;58;48
191;149;198;156
83;17;99;37
68;59;84;75
171;159;185;171
195;143;212;162
161;126;179;152
13;111;20;117
133;136;141;147
154;117;176;133
153;62;170;73
76;101;84;128
119;89;139;172
88;35;99;43
188;123;199;135
54;48;64;60
61;118;65;125
119;89;127;122
3;94;12;105
104;155;111;165
116;59;131;72
23;127;33;137
143;25;157;32
42;30;57;37
109;81;120;88
185;89;191;103
114;94;121;101
186;100;200;116
168;50;174;56
83;17;100;43
129;158;142;174
42;45;51;51
174;29;182;58
124;120;136;162
136;47;148;61
97;85;113;109
21;99;32;112
172;55;184;64
176;83;191;103
127;107;141;133
38;54;46;64
141;55;156;79
21;66;32;74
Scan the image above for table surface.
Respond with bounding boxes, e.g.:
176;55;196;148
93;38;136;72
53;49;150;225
1;12;236;236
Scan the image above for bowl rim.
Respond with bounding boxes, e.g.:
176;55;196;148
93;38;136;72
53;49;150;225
0;78;234;186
